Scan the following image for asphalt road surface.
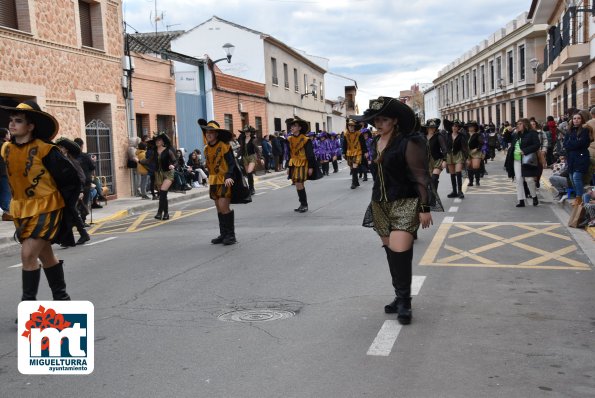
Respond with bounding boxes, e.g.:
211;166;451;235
1;157;594;398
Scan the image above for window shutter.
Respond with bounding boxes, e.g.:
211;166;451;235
0;0;18;29
79;1;93;47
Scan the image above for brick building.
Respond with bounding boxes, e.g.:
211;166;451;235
0;0;129;197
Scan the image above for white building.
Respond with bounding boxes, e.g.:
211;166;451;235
423;85;441;122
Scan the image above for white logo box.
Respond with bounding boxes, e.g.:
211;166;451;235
18;301;94;375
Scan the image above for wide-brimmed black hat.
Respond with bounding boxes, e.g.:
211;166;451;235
427;118;441;129
0;100;59;141
358;96;416;134
55;137;81;157
238;125;257;136
465;120;480;130
285;116;309;134
154;132;172;147
198;118;233;143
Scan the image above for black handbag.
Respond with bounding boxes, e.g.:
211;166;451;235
521;152;538;167
127;159;137;169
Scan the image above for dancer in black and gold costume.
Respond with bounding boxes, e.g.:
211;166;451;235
342;119;367;189
465;121;484;187
200;119;238;245
286;116;318;213
444;119;468;199
0;100;79;313
238;125;261;195
423;118;448;190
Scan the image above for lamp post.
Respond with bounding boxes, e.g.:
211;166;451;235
212;43;235;65
301;83;317;99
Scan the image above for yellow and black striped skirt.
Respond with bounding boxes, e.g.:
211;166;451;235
13;208;63;243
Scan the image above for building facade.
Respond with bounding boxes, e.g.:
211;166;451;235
529;0;595;117
0;0;128;196
434;12;548;126
423;86;441;122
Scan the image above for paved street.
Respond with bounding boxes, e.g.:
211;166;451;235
1;156;594;398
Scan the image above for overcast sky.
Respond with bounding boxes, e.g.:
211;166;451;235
123;0;532;110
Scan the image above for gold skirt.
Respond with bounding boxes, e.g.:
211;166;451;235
290;165;308;183
346;155;360;168
363;198;420;237
429;157;443;170
155;170;175;187
209;184;232;200
468;149;484;160
446;151;465;165
242;154;257;168
14;208;63;243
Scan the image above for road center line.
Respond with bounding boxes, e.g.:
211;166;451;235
84;237;118;246
367;320;402;356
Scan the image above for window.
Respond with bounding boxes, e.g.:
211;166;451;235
312;79;317;99
466;73;470;98
461;76;465;100
224;114;233;133
319;81;323;101
507;50;513;84
510;100;516;123
0;0;32;32
78;1;104;50
496;57;502;86
274;117;282;132
571;79;577;109
293;68;299;92
473;70;477;96
0;0;17;29
455;78;459;101
303;74;308;95
489;60;495;90
480;65;485;93
518;99;524;118
271;58;278;85
495;104;500;127
518;45;525;81
283;63;289;89
255;116;262;137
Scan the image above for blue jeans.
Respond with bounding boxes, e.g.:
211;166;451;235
0;175;11;212
571;171;584;197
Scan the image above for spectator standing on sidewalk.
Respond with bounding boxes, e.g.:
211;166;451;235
136;142;150;199
505;118;540;207
261;134;273;173
564;111;591;198
270;132;282;172
0;100;75;308
360;96;435;325
73;137;96;222
0;127;12;221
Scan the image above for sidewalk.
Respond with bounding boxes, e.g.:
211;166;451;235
0;169;286;250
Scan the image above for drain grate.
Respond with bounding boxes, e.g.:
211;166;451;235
218;309;295;323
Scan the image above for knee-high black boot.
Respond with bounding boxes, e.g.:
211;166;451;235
332;160;338;173
351;171;359;189
475;168;481;186
468;170;475;186
222;210;236;245
431;174;440;191
22;268;41;301
155;190;163;219
247;173;255;195
447;174;458;197
385;247;413;324
211;212;225;244
160;190;169;220
43;261;70;300
456;172;464;198
295;189;308;213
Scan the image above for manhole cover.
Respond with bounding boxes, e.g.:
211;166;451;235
218;309;295;323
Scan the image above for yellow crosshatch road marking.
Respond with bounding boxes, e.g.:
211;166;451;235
420;222;590;270
464;174;517;194
89;208;213;235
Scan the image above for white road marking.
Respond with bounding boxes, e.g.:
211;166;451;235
448;206;459;212
454;198;462;203
443;216;454;223
411;275;426;296
8;263;22;269
84;237;117;246
367;320;402;356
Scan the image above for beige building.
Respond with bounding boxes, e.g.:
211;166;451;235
434;12;548;126
529;0;595;116
0;0;129;197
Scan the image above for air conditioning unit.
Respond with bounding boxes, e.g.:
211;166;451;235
238;103;243;112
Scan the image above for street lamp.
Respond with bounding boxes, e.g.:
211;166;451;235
212;43;235;65
301;83;317;99
529;58;540;74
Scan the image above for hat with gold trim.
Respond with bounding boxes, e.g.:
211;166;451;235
198;118;232;143
0;100;59;141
